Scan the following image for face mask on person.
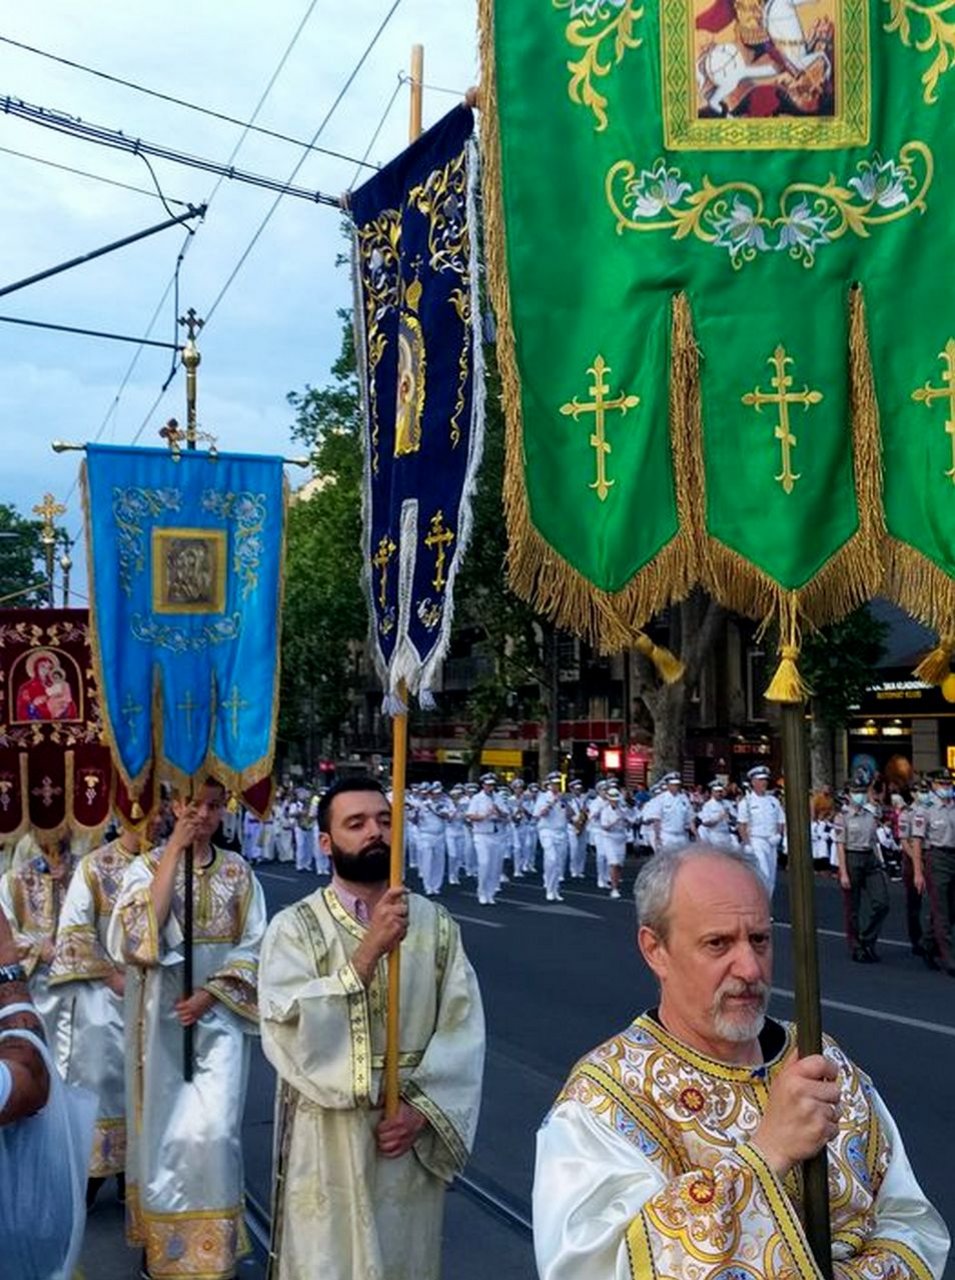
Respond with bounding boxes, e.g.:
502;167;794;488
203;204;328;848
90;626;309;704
933;786;953;802
850;792;866;806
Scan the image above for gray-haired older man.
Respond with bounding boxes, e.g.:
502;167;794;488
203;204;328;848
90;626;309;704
533;845;948;1280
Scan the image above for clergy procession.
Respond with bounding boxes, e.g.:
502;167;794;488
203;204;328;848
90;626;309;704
1;0;955;1277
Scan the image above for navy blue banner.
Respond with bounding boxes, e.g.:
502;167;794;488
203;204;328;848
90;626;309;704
351;104;484;704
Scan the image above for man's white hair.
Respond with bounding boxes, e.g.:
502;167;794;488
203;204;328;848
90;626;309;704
634;845;769;942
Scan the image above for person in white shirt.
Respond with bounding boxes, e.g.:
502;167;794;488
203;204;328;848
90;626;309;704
525;784;541;874
466;775;509;906
698;780;737;850
566;781;589;879
417;782;450;897
445;785;468;886
652;773;696;854
462;784;479;878
508;780;527;878
599;787;629;898
737;765;786;892
589;781;610;888
534;773;571;903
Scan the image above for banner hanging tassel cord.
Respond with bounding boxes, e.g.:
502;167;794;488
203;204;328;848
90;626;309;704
633;632;685;685
914;633;955;685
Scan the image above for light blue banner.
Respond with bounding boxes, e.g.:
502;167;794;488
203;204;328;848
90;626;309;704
83;444;286;793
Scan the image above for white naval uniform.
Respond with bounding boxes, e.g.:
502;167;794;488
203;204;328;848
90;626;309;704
599;803;629;868
534;791;571;900
567;796;589;878
446;799;468;885
467;791;507;904
738;790;785;891
698;798;737;850
589;795;609;887
417;797;450;896
654;791;695;853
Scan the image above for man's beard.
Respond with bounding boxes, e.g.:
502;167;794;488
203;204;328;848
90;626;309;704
710;976;770;1043
330;838;391;884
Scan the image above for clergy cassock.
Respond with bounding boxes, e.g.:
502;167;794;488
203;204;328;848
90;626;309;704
48;837;137;1177
0;848;73;1059
534;1014;949;1280
259;885;486;1280
107;847;267;1280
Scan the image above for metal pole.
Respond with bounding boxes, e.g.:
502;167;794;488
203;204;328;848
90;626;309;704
780;700;833;1278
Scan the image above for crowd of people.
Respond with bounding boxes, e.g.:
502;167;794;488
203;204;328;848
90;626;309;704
0;762;950;1279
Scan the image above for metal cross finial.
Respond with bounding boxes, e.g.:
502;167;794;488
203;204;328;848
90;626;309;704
371;534;397;608
32;492;66;545
560;356;640;502
742;346;823;495
912;339;955;483
424;511;455;591
178;307;204;343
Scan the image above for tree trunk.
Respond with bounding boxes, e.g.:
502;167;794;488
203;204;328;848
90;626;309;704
651;682;687;777
537;627;559;775
809;706;835;791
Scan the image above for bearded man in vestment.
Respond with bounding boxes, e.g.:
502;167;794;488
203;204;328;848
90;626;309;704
108;778;267;1280
259;776;485;1280
49;819;141;1207
533;845;949;1279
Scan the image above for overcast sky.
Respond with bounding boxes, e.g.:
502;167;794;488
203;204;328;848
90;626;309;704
0;0;478;600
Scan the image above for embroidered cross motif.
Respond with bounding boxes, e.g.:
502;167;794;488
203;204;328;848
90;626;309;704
122;694;143;742
222;684;248;740
424;511;455;591
912;339;955;483
371;534;397;608
177;690;197;742
742;345;823;495
560;356;640;502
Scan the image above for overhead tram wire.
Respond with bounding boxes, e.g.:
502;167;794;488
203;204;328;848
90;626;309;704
203;0;407;327
348;73;405;190
0;142;190;204
0;33;380;175
1;97;342;206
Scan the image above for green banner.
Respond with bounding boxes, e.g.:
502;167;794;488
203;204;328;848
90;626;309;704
482;0;955;683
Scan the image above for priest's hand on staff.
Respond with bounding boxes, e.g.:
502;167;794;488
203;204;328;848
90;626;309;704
352;887;409;987
168;805;203;858
105;968;125;997
375;1100;427;1159
173;989;215;1026
751;1054;842;1179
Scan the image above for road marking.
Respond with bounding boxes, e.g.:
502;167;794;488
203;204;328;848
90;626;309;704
772;988;955;1038
513;901;602;919
255;869;319;884
451;912;506;929
774;920;909;950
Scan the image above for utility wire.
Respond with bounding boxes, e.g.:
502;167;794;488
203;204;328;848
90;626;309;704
349;73;405;190
0;314;180;349
203;0;406;327
0;33;381;174
1;97;342;205
0;141;189;204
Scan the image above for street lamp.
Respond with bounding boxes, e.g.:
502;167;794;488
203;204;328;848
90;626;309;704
60;548;73;607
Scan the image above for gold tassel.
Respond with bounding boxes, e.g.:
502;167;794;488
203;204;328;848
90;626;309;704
634;633;685;684
914;634;955;685
131;799;143;821
764;592;811;704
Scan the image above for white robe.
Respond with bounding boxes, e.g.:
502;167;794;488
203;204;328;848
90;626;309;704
534;1014;949;1280
259;885;485;1280
49;839;137;1176
107;847;267;1280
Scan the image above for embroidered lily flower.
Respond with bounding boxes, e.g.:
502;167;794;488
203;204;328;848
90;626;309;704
777;200;832;259
848;157;910;210
625;162;691;218
710;198;769;263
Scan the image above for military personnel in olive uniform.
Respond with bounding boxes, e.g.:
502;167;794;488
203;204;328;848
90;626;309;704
912;769;955;975
835;783;889;963
896;787;927;957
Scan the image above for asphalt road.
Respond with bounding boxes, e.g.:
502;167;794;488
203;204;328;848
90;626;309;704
83;853;955;1278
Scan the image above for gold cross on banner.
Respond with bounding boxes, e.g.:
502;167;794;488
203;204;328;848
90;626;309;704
32;492;66;544
177;690;197;741
912;339;955;483
122;693;143;741
31;775;62;808
742;345;823;495
371;534;397;608
222;684;248;740
560;356;640;502
424;511;455;591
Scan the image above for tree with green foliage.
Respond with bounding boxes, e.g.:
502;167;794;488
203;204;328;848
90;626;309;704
0;504;49;607
279;310;367;768
801;606;889;787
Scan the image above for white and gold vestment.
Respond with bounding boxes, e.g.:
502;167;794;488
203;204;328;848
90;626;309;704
108;847;266;1280
534;1014;949;1280
259;886;485;1280
49;838;137;1176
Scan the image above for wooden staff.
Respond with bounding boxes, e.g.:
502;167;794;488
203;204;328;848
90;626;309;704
780;702;832;1278
384;45;424;1121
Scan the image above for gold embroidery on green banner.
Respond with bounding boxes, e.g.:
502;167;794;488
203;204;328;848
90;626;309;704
884;0;955;103
553;0;645;132
559;355;641;502
606;142;934;269
742;346;823;495
911;338;955;483
424;511;455;590
661;0;869;150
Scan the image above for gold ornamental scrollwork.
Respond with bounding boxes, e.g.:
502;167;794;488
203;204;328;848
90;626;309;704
553;0;644;132
605;142;934;270
356;211;401;477
884;0;955;103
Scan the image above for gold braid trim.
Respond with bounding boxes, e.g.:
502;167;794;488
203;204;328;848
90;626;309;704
699;284;884;701
478;0;696;650
863;1237;935;1280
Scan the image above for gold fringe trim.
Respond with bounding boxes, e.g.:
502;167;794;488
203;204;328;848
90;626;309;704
478;1;697;650
633;632;685;684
